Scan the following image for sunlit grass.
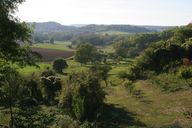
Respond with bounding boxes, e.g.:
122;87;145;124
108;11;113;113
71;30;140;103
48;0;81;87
31;41;74;51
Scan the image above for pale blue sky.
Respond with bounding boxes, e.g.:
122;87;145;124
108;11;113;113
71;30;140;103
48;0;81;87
17;0;192;26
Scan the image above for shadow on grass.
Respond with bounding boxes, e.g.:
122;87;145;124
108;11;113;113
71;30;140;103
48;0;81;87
98;104;146;128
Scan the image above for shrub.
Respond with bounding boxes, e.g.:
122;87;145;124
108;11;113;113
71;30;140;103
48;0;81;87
41;75;62;104
177;66;192;79
118;71;129;80
59;72;105;122
14;107;54;128
150;73;187;92
51;115;79;128
177;66;192;87
123;80;135;93
53;58;68;74
90;65;112;86
41;67;56;77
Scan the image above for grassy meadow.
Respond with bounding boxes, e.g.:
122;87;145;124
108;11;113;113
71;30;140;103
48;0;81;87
12;56;192;127
31;41;74;51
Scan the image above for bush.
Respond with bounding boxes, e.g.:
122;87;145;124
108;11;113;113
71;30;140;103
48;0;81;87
59;72;105;122
118;66;138;81
53;58;68;74
150;73;187;92
41;75;62;104
123;80;135;93
177;66;192;79
14;107;54;128
41;67;56;77
51;115;79;128
118;71;129;80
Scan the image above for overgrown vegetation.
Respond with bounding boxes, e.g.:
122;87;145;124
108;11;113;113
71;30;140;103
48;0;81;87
0;0;192;127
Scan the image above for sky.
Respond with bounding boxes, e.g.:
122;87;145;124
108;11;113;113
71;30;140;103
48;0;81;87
17;0;192;26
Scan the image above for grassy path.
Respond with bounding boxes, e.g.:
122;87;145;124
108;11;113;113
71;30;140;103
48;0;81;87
105;80;192;127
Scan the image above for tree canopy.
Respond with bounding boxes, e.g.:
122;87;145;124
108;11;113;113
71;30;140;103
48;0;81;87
0;0;39;66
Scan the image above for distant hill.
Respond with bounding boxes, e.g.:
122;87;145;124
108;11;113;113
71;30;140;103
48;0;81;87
29;22;174;42
29;21;173;33
28;22;77;32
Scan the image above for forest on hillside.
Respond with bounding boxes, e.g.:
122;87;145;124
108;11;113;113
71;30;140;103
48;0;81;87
0;0;192;128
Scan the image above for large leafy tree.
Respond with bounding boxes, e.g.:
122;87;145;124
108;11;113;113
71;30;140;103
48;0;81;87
53;58;68;74
75;44;100;64
0;66;25;128
0;0;39;66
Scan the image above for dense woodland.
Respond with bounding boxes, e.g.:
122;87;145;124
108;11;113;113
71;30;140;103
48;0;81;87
0;0;192;128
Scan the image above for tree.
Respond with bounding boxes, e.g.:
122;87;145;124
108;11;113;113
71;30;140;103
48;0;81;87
53;58;68;74
59;72;105;121
50;37;54;44
41;75;62;104
0;66;24;128
113;40;130;58
0;0;39;66
75;44;99;64
90;65;112;86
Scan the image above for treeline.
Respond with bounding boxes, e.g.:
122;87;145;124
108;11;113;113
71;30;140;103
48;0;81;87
118;24;192;88
113;29;175;58
30;22;172;43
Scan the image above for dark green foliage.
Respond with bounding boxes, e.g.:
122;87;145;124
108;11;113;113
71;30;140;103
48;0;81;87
53;58;68;73
59;72;105;122
178;66;192;79
40;68;61;104
0;0;40;66
0;65;25;127
80;121;92;128
113;40;131;58
19;97;38;107
150;73;187;92
72;33;115;46
75;44;103;64
52;114;79;128
26;79;43;102
90;65;112;86
14;107;54;128
113;31;173;58
131;25;192;74
50;37;54;44
177;66;192;87
41;67;56;77
118;71;129;80
0;66;24;107
41;75;62;104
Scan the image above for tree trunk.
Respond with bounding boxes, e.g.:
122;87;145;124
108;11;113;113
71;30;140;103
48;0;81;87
9;103;13;128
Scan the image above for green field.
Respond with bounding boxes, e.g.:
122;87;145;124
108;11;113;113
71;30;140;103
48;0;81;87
31;41;74;51
16;63;51;76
